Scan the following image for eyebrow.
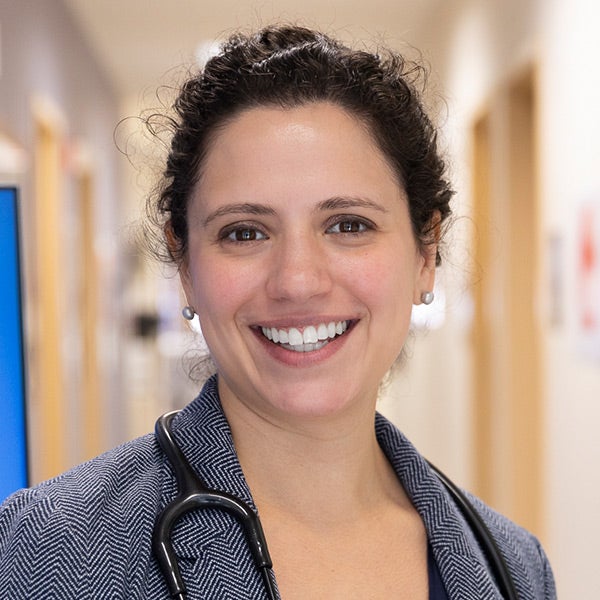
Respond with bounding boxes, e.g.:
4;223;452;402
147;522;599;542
316;196;388;214
202;203;277;226
201;196;388;227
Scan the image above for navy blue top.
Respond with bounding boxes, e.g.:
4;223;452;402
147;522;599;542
429;544;449;599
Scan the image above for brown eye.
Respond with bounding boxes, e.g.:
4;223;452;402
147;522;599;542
223;227;267;242
341;221;361;233
237;229;256;241
327;219;370;234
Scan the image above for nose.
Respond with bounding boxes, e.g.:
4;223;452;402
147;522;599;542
265;234;333;303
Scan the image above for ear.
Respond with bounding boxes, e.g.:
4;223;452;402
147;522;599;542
413;211;441;305
165;221;194;307
178;259;194;309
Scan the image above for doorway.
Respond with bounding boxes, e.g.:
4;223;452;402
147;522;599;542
471;66;543;535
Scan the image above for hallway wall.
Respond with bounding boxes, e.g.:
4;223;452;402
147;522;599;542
0;0;125;480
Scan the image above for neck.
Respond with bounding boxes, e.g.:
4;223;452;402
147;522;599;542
219;385;405;526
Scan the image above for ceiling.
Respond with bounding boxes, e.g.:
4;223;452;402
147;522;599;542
63;0;441;100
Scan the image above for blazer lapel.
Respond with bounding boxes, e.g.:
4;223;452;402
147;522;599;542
157;375;258;559
376;414;503;600
155;377;275;598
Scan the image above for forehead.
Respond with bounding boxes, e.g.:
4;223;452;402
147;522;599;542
194;102;403;201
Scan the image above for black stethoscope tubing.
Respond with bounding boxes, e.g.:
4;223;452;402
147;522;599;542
152;411;276;600
153;411;518;600
427;462;518;600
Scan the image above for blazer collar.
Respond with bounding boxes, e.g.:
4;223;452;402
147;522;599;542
376;414;503;599
163;376;502;597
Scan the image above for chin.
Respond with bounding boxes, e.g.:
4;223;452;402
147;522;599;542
260;378;374;421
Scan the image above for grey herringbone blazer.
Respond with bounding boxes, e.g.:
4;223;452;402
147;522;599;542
0;376;556;599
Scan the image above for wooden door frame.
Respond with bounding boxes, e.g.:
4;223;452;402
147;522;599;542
471;64;543;535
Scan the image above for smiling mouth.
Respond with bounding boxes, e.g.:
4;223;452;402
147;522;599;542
259;320;351;353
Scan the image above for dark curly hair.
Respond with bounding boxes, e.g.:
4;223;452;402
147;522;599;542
148;24;453;265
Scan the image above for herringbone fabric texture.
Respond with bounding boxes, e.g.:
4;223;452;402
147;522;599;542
0;376;556;599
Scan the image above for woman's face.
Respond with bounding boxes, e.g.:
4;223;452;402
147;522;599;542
180;102;436;422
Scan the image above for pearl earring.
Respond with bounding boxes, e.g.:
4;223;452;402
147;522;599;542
420;291;434;305
182;306;196;320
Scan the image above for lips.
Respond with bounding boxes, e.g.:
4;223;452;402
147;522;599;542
260;320;350;353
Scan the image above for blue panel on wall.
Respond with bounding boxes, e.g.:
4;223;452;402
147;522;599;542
0;187;29;501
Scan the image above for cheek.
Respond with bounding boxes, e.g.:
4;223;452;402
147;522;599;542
193;267;233;311
190;257;262;324
346;247;417;308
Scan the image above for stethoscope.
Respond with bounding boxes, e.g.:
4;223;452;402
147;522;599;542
153;411;518;600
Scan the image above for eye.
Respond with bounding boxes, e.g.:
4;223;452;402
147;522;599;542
326;218;372;235
220;225;268;243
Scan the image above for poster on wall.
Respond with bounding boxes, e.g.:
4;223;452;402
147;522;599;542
578;199;600;361
0;187;29;500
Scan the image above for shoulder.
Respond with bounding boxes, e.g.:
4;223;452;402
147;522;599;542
1;432;164;536
2;431;162;513
0;433;165;596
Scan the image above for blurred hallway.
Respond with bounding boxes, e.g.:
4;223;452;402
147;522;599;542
1;1;599;596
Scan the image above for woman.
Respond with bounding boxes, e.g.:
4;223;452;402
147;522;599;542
0;25;555;599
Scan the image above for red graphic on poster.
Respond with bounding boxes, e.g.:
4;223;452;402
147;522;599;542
580;208;596;329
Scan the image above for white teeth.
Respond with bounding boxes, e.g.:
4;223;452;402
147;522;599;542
317;324;329;340
303;326;318;344
288;328;303;346
260;320;350;350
